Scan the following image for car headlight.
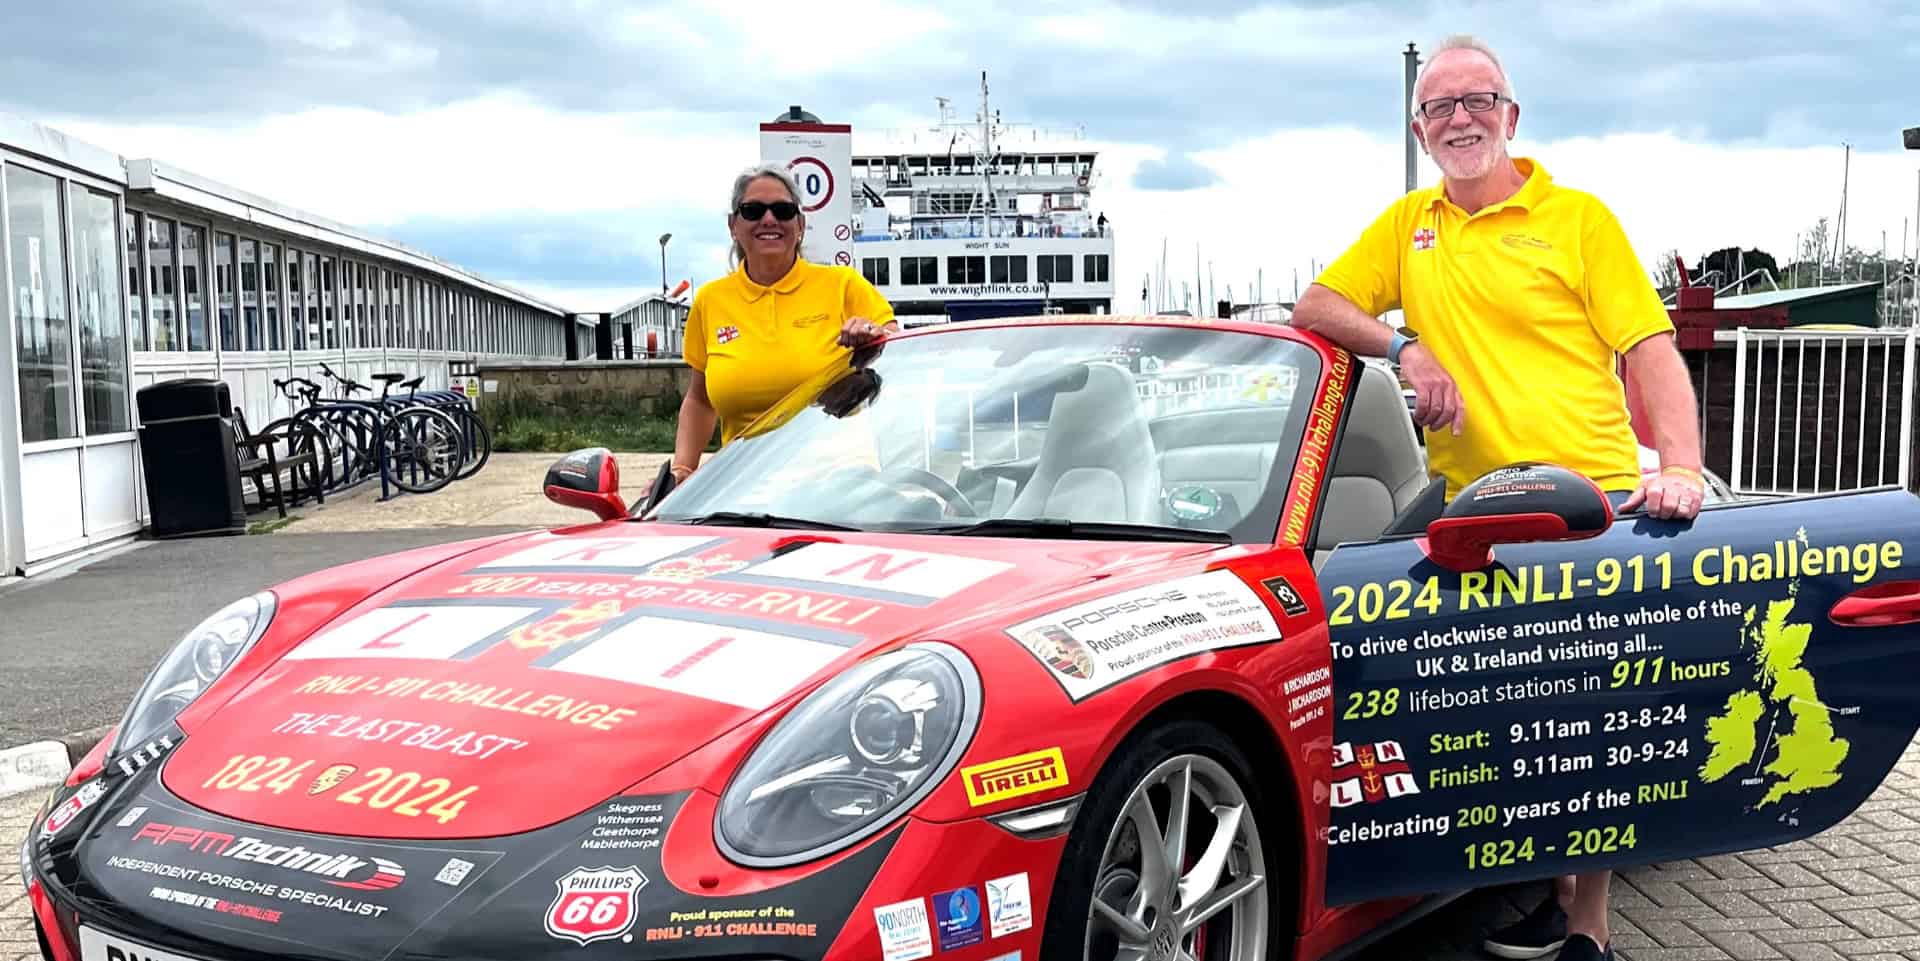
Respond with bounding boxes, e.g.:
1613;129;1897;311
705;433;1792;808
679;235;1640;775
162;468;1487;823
113;592;276;755
18;828;30;891
715;643;979;867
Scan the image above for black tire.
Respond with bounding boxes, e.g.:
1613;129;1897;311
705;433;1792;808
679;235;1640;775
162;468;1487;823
381;406;463;494
1039;718;1280;961
256;415;334;502
451;406;492;481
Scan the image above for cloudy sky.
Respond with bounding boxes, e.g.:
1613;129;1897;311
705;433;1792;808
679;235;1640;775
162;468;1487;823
7;0;1918;313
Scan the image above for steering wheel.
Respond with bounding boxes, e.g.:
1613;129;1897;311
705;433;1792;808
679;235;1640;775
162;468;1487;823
877;467;981;517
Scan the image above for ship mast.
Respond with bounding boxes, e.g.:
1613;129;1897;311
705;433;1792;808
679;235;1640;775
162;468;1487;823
978;71;994;241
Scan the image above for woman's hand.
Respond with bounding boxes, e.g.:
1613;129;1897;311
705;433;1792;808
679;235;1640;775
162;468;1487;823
839;315;897;347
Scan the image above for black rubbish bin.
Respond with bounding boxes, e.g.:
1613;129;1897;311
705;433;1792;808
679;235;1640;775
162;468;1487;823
136;378;248;538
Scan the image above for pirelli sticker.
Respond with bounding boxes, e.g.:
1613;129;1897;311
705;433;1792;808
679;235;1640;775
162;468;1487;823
961;748;1068;806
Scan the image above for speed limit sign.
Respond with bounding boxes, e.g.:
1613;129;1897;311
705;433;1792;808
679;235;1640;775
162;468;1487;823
788;157;834;213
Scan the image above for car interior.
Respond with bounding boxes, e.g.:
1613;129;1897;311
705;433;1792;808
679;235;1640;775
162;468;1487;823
923;358;1434;559
1309;362;1436;566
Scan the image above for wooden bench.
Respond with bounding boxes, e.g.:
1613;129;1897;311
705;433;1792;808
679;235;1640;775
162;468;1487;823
229;409;323;518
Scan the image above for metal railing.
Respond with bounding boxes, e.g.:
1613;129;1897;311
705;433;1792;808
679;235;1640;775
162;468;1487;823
1726;326;1918;497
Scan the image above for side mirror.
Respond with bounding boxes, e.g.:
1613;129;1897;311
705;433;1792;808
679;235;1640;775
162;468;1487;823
1421;463;1612;571
543;448;627;521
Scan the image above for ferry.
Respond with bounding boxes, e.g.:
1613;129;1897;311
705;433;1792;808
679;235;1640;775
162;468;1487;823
851;73;1117;326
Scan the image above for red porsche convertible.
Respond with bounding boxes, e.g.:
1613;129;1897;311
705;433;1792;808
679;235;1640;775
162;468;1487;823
22;314;1920;961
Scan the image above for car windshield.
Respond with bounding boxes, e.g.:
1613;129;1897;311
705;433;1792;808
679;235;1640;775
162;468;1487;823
648;322;1323;543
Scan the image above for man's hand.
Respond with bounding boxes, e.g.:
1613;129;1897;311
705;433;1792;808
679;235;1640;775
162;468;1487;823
1620;467;1704;520
1400;343;1464;436
838;316;895;347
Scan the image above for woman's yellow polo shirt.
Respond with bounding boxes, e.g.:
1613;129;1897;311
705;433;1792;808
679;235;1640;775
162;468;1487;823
684;257;896;445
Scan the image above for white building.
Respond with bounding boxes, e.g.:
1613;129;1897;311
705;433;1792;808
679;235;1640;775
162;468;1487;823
0;112;599;577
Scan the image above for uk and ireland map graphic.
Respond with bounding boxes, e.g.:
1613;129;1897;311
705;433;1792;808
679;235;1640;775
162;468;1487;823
1700;529;1852;808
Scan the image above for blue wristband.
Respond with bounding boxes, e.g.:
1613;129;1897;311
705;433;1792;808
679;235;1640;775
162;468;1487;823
1388;332;1409;363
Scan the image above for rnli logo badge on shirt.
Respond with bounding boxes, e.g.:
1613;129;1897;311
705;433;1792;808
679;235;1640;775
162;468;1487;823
716;325;740;344
1411;228;1436;251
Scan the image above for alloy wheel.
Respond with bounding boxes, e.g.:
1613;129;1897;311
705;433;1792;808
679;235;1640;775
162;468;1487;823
1083;753;1267;961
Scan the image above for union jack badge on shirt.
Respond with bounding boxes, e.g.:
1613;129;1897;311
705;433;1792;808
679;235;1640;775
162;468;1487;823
1411;228;1436;251
716;325;740;344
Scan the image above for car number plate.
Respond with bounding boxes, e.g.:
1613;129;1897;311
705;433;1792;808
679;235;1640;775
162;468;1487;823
79;925;213;961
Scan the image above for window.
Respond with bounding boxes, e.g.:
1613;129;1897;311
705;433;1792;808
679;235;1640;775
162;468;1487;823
239;238;260;350
355;261;372;348
262;244;283;350
390;271;404;348
901;256;937;285
216;232;237;351
8;165;74;442
179;224;208;351
70;185;129;435
147;218;178;350
862;257;890;287
1084;254;1110;284
1037;254;1072;284
321;257;336;349
125;212;146;352
991;255;1028;284
286;249;306;350
946;256;985;284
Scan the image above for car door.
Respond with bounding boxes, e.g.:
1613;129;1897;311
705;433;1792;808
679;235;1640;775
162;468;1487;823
1308;486;1920;906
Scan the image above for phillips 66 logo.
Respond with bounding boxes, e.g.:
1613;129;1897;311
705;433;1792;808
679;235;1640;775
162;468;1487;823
545;866;648;945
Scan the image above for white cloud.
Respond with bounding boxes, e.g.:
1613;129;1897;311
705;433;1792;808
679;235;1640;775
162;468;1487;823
36;89;1920;317
48;93;753;229
1091;125;1920;313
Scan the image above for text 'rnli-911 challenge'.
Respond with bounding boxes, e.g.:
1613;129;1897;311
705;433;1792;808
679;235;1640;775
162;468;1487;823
22;315;1920;961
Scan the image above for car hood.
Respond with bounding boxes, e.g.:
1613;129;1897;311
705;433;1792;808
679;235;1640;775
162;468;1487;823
160;522;1228;839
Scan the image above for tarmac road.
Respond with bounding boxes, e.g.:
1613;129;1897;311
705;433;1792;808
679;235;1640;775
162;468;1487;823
0;527;528;748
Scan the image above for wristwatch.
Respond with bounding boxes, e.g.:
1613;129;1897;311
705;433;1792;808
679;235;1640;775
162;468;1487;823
1387;326;1419;364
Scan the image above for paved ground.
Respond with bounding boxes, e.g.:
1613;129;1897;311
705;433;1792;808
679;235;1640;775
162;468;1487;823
3;790;38;961
272;451;669;533
0;527;527;746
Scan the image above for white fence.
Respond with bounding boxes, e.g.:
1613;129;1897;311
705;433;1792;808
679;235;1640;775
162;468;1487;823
1724;326;1919;497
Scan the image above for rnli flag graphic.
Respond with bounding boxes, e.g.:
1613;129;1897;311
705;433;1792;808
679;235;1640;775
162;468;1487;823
1330;740;1418;808
1411;228;1436;251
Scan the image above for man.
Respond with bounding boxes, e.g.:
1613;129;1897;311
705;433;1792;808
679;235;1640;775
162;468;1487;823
1291;34;1705;961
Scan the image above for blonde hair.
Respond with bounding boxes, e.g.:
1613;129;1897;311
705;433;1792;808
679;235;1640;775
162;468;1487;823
727;164;804;269
1411;34;1518;116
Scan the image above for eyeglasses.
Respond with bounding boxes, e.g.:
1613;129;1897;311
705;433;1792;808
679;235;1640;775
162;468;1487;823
737;201;800;221
1417;92;1509;120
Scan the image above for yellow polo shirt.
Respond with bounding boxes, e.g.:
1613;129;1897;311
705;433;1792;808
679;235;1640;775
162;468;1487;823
1314;158;1673;497
684;257;895;445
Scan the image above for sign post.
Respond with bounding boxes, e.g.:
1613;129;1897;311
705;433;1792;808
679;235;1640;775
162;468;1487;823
759;112;853;269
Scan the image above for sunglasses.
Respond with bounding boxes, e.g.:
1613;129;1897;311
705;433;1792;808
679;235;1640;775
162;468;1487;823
736;201;800;221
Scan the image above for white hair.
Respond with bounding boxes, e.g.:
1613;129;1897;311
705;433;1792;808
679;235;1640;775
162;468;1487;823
1411;34;1518;117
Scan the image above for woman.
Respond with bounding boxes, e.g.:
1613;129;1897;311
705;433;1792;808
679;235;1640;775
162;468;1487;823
670;164;898;482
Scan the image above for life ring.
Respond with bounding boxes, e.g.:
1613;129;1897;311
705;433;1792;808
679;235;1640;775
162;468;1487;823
1077;174;1089;188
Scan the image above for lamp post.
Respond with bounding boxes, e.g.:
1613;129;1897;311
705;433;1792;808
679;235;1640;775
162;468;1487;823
658;232;672;300
658;233;673;354
1905;129;1919;324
